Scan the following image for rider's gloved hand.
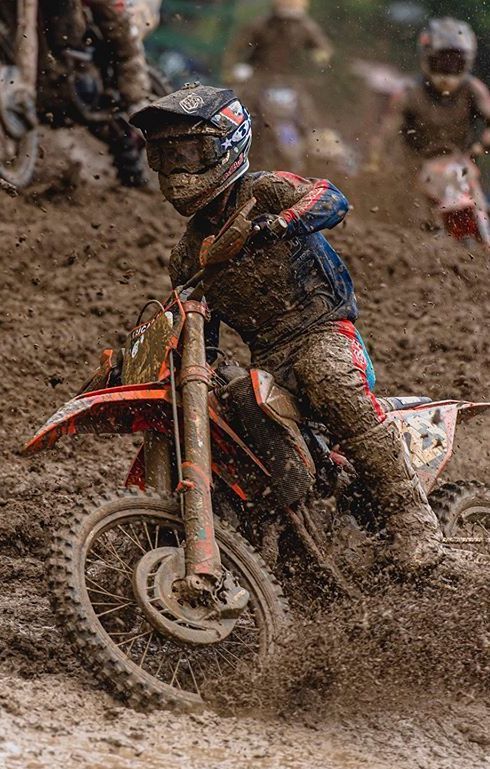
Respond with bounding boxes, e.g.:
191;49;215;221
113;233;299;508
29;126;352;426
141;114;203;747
250;214;289;248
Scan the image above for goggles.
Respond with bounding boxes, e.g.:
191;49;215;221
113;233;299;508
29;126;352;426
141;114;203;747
146;134;223;175
428;50;467;76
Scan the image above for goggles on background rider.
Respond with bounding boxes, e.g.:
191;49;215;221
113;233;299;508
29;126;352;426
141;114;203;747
146;134;223;175
428;50;467;76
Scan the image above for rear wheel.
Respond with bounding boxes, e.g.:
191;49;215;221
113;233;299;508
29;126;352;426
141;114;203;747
48;488;287;711
0;122;37;188
0;48;38;187
430;481;490;556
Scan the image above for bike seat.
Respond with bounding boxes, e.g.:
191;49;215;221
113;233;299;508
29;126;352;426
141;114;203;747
380;395;432;413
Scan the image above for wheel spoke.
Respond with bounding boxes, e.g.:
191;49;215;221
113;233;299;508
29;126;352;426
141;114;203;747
143;521;154;552
185;658;201;696
214;646;240;669
96;601;134;618
116;524;146;554
87;552;131;578
130;523;148;553
154;524;160;550
138;631;154;667
170;655;183;687
98;537;135;575
115;629;152;648
154;640;173;679
86;578;130;603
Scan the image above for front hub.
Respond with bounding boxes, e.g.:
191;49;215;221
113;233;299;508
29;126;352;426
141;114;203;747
132;547;249;645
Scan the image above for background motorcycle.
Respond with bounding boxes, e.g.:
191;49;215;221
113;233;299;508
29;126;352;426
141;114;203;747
257;82;308;173
24;204;490;710
238;70;357;176
0;0;170;188
420;152;490;246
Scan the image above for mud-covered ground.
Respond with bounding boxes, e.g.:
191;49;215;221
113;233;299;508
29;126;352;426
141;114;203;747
0;131;489;768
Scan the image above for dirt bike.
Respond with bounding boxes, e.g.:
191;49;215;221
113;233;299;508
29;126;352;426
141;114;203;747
420;152;490;246
0;0;170;188
257;83;307;173
254;82;357;176
24;202;490;711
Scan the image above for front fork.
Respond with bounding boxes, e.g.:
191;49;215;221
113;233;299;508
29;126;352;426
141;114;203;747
143;301;222;586
179;302;222;584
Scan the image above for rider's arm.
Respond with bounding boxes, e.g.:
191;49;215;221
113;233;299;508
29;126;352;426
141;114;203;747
222;18;264;76
261;172;349;236
367;88;407;170
302;17;334;65
469;77;490;150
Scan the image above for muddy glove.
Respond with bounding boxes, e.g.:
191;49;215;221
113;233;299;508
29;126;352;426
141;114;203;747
250;214;289;248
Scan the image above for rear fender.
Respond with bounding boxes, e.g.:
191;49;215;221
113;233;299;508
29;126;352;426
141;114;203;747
387;400;490;492
23;384;173;455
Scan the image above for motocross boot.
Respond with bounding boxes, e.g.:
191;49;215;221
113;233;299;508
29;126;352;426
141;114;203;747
342;420;445;575
90;120;147;188
109;130;147;188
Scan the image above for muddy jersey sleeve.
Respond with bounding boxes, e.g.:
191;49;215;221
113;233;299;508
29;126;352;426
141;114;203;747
469;77;490;128
223;18;267;69
302;16;333;58
253;172;349;237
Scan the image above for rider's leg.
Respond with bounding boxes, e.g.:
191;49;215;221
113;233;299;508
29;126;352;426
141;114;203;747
88;118;146;187
40;0;86;51
85;0;150;108
292;321;444;574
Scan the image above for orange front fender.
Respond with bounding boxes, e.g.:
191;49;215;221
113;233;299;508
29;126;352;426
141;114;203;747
23;384;173;456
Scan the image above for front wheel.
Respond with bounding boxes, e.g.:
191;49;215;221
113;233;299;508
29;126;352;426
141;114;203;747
430;481;490;556
48;488;287;711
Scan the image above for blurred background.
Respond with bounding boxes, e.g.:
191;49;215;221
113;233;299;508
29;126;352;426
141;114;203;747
144;1;490;86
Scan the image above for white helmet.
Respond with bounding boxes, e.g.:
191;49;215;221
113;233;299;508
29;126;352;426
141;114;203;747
418;17;477;95
273;0;309;19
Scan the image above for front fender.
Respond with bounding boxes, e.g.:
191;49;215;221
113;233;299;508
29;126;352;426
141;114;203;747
23;384;173;455
23;384;271;498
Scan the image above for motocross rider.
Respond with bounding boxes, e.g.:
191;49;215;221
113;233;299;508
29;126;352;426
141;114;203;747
370;17;490;166
225;0;333;80
225;0;333;170
130;84;445;577
42;0;151;185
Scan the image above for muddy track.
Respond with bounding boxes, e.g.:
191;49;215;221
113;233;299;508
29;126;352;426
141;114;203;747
0;133;489;768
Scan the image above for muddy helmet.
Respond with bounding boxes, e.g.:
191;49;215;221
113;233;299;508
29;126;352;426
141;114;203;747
273;0;309;18
130;84;252;216
418;17;477;94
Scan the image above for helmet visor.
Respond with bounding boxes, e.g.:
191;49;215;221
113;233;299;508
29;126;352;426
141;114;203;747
146;134;222;175
428;50;467;76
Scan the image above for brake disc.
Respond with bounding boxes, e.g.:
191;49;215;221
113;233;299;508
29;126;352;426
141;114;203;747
132;547;243;645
